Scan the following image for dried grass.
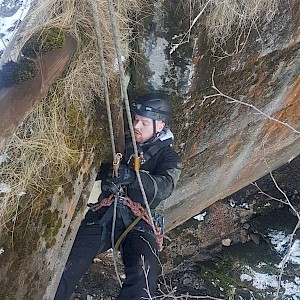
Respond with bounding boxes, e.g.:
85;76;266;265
188;0;279;54
0;0;143;227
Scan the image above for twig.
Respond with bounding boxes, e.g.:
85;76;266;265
140;236;224;300
170;0;213;54
252;159;300;299
141;255;153;300
203;69;300;134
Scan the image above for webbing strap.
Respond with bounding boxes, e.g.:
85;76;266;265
88;195;166;250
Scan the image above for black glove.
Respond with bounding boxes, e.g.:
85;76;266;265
96;162;111;181
102;164;136;194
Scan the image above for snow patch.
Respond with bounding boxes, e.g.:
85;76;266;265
268;230;300;266
240;266;278;290
0;154;7;165
0;182;11;193
229;198;236;207
0;0;32;55
0;247;4;255
268;229;290;255
288;240;300;265
193;211;207;221
241;266;300;298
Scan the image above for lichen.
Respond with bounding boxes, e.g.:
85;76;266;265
22;27;66;58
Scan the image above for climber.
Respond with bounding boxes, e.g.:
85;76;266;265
54;92;181;300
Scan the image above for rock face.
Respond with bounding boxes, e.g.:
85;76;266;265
128;0;300;230
1;0;300;299
73;155;300;299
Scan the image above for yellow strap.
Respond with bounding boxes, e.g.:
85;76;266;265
134;156;140;171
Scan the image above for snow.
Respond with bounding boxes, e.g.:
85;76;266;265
0;247;4;255
0;182;11;193
289;240;300;264
268;229;290;255
0;154;7;165
239;229;300;298
193;211;207;221
268;229;300;265
241;267;300;297
0;0;32;55
229;198;236;207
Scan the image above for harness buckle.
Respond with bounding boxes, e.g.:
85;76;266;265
112;153;123;177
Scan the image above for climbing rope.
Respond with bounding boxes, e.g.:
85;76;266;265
89;0;158;285
106;0;156;233
89;0;122;286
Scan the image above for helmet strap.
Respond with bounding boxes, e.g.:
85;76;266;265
145;119;158;143
152;119;157;140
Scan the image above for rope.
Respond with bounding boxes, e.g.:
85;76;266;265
90;0;159;285
89;0;117;159
89;0;121;287
106;0;156;233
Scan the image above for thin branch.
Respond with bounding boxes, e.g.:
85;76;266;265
203;69;300;134
140;236;224;300
170;0;213;54
252;159;300;299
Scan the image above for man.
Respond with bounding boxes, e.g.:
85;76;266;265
54;92;181;300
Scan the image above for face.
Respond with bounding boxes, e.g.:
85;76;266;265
133;114;165;143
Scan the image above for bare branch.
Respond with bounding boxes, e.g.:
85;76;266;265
203;69;300;134
252;159;300;299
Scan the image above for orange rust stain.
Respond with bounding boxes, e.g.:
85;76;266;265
263;75;300;143
189;142;198;157
236;149;264;185
67;196;75;219
289;27;300;49
228;139;239;157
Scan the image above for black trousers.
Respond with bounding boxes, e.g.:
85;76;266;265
54;209;160;300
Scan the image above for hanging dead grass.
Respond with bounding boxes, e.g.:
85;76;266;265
0;0;143;227
182;0;279;55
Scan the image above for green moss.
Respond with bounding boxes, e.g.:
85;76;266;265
52;218;62;236
22;27;66;58
42;210;53;226
42;209;62;240
0;58;38;89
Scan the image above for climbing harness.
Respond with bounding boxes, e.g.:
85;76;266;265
89;194;168;251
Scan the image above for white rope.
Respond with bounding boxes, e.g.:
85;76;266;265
89;0;117;159
88;0;121;287
106;0;156;233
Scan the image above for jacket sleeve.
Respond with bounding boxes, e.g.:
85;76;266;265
128;148;181;209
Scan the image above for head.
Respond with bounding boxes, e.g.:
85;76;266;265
130;92;172;143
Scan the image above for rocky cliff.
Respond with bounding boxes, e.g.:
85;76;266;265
0;0;300;299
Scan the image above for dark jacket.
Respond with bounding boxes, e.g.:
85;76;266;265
125;133;181;209
97;128;181;210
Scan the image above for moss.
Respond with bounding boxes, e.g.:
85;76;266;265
0;57;38;89
0;204;41;299
200;255;244;298
46;238;56;248
42;209;62;241
22;27;66;58
42;210;53;226
52;217;62;236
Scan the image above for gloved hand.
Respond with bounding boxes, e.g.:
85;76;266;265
96;162;111;181
102;164;136;194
